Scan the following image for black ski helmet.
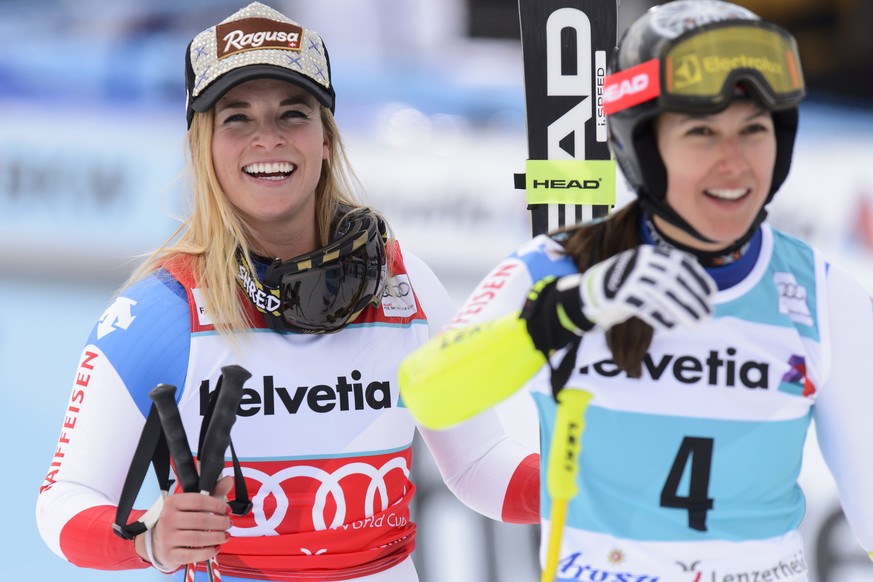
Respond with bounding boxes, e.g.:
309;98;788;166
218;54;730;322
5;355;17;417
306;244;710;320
606;0;805;244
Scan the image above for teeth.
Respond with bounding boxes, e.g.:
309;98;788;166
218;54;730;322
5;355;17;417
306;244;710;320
243;162;294;175
706;188;748;200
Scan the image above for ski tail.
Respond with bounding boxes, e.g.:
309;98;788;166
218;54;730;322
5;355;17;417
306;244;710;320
516;0;619;237
516;3;619;579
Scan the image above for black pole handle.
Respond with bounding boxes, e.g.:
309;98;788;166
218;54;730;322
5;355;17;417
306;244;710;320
148;384;200;493
197;365;250;493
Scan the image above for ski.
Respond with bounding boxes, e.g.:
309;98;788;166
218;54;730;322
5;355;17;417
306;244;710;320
515;0;620;236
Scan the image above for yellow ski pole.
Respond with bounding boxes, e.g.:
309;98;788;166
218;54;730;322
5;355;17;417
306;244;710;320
542;389;593;582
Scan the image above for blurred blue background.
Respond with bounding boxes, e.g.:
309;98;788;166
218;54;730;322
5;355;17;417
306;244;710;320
2;1;872;581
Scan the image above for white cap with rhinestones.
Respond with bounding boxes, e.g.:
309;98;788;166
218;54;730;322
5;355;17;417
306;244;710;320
184;1;335;127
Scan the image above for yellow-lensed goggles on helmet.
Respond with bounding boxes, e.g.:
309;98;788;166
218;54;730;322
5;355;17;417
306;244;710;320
604;20;805;116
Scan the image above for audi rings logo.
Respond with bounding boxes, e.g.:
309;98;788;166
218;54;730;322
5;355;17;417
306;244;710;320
773;271;812;327
381;274;417;318
385;280;411;297
229;456;411;535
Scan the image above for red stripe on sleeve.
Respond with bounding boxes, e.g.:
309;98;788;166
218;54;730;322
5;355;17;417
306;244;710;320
501;453;541;524
59;506;150;570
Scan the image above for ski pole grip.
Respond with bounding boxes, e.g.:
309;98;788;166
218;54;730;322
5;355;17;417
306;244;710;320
149;384;200;493
547;389;593;501
197;365;251;493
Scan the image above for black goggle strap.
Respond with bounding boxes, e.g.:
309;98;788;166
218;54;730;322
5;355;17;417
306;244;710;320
234;211;389;328
315;210;388;273
374;213;388;244
198;375;252;516
112;405;173;540
235;247;283;320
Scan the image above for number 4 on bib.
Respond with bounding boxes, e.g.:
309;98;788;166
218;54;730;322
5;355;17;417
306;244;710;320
660;436;715;532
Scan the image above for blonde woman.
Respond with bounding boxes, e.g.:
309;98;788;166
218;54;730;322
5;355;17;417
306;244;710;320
35;3;539;581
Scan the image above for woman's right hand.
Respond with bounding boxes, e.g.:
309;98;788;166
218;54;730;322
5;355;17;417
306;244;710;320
522;245;716;354
575;244;716;332
136;476;234;571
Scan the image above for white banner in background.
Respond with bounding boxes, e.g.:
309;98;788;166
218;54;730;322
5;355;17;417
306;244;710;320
0;103;184;260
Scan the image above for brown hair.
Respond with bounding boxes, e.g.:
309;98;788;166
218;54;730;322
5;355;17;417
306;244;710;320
560;200;653;377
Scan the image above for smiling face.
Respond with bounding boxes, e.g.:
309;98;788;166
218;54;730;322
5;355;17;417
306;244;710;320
654;99;777;251
211;78;329;259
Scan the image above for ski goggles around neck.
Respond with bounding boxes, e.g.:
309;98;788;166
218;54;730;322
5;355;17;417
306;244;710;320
604;20;805;116
236;210;388;334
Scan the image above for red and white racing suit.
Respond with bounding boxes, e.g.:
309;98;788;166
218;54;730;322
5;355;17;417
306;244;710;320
36;243;539;581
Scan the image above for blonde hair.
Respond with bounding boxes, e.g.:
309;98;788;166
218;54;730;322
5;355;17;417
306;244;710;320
122;105;376;335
